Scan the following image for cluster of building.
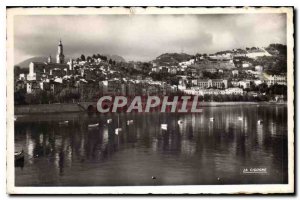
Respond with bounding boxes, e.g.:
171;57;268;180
99;78;177;96
15;40;178;97
15;40;287;100
169;49;286;96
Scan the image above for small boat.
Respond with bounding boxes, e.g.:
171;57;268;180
88;123;99;128
210;117;214;122
58;120;69;125
115;128;122;135
127;120;134;125
161;124;168;130
177;120;183;125
115;115;122;134
107;119;112;123
15;150;24;162
238;117;243;121
14;116;17;121
257;120;263;124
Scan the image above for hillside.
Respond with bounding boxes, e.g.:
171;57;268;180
17;54;125;68
153;53;193;66
16;57;49;68
103;54;126;62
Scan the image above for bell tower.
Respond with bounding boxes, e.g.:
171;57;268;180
56;39;65;64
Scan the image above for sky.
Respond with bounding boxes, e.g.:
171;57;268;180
14;13;286;64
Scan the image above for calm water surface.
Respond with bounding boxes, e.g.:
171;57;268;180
15;105;288;186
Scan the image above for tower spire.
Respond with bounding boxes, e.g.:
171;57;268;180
56;39;65;64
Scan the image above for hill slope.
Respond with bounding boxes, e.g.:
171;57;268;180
103;54;126;62
16;57;49;68
153;53;193;66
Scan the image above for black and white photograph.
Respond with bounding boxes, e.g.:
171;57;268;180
6;7;294;194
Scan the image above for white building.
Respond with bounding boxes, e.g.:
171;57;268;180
238;80;251;89
255;65;264;72
179;59;195;67
19;73;26;81
242;63;250;68
254;80;263;86
225;87;243;95
246;49;271;59
232;70;239;76
265;75;287;86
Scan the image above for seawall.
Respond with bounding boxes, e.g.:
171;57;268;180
15;103;86;114
14;101;286;115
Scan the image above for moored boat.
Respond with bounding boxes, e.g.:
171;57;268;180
115;128;122;135
127;120;134;125
177;120;183;125
58;120;69;125
161;124;168;130
15;150;24;162
88;123;99;128
115;115;122;134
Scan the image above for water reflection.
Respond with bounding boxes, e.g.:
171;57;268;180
15;105;288;186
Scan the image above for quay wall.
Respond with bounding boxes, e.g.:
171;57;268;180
14;101;286;115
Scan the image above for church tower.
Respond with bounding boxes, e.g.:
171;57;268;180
48;55;52;63
56;39;65;64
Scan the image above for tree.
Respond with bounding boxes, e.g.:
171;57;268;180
81;54;86;61
258;83;268;93
86;56;92;62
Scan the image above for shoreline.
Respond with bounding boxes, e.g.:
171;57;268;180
14;101;287;115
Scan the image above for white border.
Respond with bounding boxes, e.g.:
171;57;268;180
6;7;294;194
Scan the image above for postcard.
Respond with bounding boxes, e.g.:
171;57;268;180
6;7;294;194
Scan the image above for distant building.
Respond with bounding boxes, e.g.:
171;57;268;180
232;70;239;76
26;81;41;94
242;62;251;68
197;79;228;89
19;73;26;81
225;87;243;95
100;79;126;95
26;40;69;81
255;65;264;72
265;74;287;86
238;80;251;89
205;68;218;73
254;79;263;86
56;40;65;64
245;48;271;59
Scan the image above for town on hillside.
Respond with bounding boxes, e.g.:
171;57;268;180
14;40;287;105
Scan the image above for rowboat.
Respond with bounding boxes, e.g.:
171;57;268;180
127;120;134;125
115;115;122;134
161;124;168;130
177;120;183;125
88;123;99;128
115;128;122;135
